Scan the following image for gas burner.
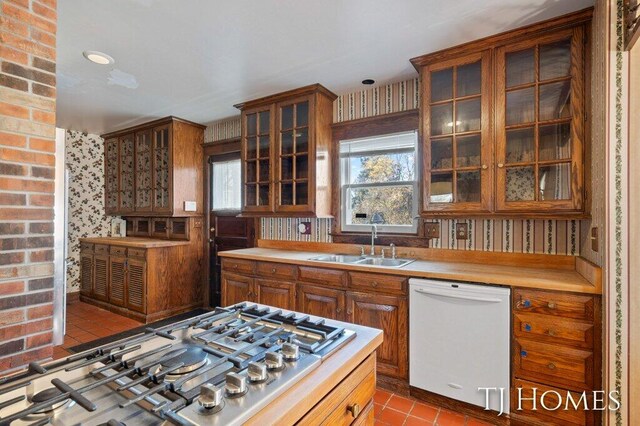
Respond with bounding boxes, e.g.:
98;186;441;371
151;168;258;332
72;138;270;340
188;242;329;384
30;387;72;413
225;319;251;336
160;346;208;375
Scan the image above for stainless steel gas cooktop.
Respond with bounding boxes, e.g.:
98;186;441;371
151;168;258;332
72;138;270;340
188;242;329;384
0;303;356;426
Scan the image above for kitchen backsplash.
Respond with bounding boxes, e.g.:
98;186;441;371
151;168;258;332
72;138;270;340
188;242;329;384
65;130;118;293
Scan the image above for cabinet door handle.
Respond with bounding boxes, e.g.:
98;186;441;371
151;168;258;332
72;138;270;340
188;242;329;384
346;309;352;315
547;301;557;309
347;403;360;418
546;329;556;336
547;362;556;370
482;164;488;170
233;264;238;269
497;163;504;168
271;268;276;273
371;281;378;288
336;307;342;313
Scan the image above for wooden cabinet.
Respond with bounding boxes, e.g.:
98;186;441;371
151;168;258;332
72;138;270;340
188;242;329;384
422;51;492;213
221;272;254;306
413;12;589;217
102;116;205;217
510;288;601;426
255;279;295;310
79;223;203;323
236;84;336;217
345;292;408;379
297;284;346;321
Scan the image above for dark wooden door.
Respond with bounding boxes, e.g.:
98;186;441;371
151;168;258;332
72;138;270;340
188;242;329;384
296;284;345;321
206;149;256;307
221;273;254;306
346;291;408;379
255;279;295;310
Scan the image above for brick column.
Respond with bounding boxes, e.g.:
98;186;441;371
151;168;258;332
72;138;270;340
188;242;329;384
0;0;58;373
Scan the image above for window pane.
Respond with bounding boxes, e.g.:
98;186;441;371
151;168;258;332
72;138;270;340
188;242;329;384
456;61;481;97
455;98;481;132
281;105;293;130
212;159;241;210
540;39;571;81
506;87;535;125
506;48;535;87
456;135;481;167
506;166;535;201
295;155;308;179
295;182;308;205
258;111;270;134
430;102;453;136
347;186;413;226
281;157;293;180
296;101;309;127
539;81;571;121
246;114;257;136
506;128;535;164
539;163;571;200
431;138;452;169
431;68;453;102
456;170;481;202
348;152;415;184
539;123;571;161
430;172;453;203
295;128;308;153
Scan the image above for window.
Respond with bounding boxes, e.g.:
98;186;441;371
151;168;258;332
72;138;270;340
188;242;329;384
340;131;418;233
211;158;241;210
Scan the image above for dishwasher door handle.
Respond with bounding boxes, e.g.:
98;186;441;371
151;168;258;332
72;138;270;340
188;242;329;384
413;288;503;303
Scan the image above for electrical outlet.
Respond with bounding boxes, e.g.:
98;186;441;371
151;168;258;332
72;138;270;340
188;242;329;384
424;222;439;239
455;223;468;240
298;221;311;235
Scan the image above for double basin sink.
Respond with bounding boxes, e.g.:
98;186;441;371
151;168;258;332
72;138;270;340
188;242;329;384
308;254;415;268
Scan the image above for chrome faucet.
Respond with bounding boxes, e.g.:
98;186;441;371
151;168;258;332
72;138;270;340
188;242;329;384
370;224;378;256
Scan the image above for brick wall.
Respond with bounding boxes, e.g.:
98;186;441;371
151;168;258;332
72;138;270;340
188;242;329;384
0;0;58;373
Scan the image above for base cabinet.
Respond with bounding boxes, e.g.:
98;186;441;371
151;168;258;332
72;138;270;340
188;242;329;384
255;279;295;310
297;284;346;321
221;273;254;307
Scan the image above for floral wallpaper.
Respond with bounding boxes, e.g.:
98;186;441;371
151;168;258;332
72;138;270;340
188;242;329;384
65;130;119;293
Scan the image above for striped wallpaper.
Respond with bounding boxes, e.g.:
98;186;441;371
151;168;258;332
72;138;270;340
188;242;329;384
208;78;585;256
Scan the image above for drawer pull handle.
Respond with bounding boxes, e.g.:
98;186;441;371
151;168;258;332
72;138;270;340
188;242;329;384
547;302;557;309
371;281;378;287
271;268;276;273
547;363;556;370
546;329;556;336
233;264;238;269
347;403;360;418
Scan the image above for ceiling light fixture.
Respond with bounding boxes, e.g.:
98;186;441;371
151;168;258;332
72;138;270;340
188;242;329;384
362;79;375;85
83;50;114;65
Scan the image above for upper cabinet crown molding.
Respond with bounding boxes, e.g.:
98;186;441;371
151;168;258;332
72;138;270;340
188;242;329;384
416;9;591;219
103;116;205;217
236;84;337;217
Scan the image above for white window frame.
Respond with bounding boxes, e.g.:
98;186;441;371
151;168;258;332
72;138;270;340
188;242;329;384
340;131;419;234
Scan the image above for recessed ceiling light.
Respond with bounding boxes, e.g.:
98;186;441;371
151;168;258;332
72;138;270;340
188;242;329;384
83;50;114;65
362;79;375;85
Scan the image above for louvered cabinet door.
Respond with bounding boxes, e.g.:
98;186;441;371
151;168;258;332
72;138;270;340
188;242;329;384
109;257;126;307
126;258;146;313
93;255;109;301
80;253;94;296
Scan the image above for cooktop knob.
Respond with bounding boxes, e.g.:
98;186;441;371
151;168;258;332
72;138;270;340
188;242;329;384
282;342;300;362
199;383;223;409
247;361;268;383
265;351;284;371
225;372;247;397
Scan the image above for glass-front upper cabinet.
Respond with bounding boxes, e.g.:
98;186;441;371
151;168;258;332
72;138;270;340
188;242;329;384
495;28;584;212
276;96;312;212
422;51;492;213
118;134;135;214
152;124;171;213
134;129;153;212
242;105;274;213
104;138;119;214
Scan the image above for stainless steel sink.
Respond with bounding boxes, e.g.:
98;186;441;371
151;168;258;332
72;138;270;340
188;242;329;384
356;258;415;267
308;254;415;268
308;254;366;264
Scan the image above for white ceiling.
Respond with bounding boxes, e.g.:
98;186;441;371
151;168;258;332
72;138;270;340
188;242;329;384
57;0;594;134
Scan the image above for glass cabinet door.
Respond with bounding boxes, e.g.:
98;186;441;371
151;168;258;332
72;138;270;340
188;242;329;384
423;51;491;213
152;125;171;212
496;29;583;212
276;97;312;211
242;106;273;212
134;130;153;212
118;134;135;213
104;138;119;214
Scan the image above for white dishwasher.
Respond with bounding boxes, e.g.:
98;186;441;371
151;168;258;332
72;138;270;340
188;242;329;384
409;278;511;413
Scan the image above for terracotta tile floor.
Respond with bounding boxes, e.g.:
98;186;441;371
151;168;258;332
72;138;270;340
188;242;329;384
53;302;143;360
374;388;494;426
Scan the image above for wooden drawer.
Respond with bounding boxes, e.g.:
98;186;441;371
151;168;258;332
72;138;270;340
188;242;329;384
94;244;109;255
512;379;595;426
298;354;376;426
152;218;169;239
298;266;346;287
169;218;189;240
110;246;127;257
221;258;256;275
256;262;297;280
80;242;93;253
513;289;596;321
349;272;406;294
514;312;595;349
128;248;146;259
514;338;594;391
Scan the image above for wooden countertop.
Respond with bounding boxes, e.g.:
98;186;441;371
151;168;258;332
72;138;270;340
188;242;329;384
80;237;190;248
246;311;383;425
219;247;602;294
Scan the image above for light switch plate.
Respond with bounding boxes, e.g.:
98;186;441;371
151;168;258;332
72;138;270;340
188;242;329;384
455;223;468;240
424;222;439;239
184;201;197;212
